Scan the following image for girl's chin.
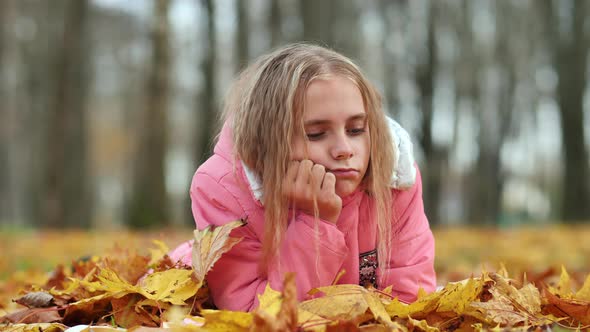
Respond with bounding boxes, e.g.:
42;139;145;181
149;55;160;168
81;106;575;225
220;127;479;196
335;184;361;198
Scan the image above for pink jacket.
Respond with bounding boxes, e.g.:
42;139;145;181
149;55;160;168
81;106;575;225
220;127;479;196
169;122;436;311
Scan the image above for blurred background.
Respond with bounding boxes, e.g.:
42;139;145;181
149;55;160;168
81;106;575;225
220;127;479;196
1;0;590;282
3;0;590;230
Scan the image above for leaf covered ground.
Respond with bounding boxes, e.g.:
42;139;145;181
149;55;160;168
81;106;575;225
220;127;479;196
1;224;590;331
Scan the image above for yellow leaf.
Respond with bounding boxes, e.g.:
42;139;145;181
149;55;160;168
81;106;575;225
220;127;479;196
148;240;170;266
139;269;200;305
199;309;252;331
0;323;67;332
385;290;440;318
192;220;245;282
256;283;282;316
550;266;573;297
490;273;541;314
363;292;397;329
470;273;551;326
300;293;368;320
308;284;367;297
575;274;590;300
251;272;298;331
80;268;139;295
408;317;439;332
437;278;485;314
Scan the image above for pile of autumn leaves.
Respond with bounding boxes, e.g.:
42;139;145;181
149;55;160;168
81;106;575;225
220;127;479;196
2;221;590;331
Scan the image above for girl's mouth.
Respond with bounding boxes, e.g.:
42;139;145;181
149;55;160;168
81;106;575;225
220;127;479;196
329;168;359;178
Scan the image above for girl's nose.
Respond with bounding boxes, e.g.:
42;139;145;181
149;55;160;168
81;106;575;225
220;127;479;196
332;136;354;160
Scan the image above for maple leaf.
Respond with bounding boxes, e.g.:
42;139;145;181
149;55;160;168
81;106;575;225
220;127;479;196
251;272;298;331
138;269;200;306
111;294;159;328
199;309;253;331
469;273;553;327
102;247;150;284
543;289;590;325
148;240;170;266
300;295;368;320
576;274;590;300
192;220;245;283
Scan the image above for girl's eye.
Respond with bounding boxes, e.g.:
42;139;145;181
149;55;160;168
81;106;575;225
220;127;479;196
306;132;324;140
348;128;366;135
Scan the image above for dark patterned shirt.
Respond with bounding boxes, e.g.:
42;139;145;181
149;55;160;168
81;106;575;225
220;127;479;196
359;249;378;288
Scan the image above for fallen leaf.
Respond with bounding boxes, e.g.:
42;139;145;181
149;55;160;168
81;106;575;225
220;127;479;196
543;289;590;325
0;307;62;324
111;294;158;328
14;292;55;308
192;220;245;283
199;309;252;331
138;269;200;305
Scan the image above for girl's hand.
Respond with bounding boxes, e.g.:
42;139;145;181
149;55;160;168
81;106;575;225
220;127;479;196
282;160;343;223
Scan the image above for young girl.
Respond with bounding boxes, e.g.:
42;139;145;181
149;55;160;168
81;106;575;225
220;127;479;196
170;43;436;311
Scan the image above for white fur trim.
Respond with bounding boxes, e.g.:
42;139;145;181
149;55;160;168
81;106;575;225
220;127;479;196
241;117;416;202
242;160;264;201
387;117;417;189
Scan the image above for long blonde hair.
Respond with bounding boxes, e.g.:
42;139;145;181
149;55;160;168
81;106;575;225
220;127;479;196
222;43;395;282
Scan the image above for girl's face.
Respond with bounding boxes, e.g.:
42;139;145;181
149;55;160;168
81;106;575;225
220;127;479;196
291;76;371;198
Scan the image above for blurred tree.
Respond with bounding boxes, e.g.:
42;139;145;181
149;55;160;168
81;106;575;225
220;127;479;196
194;0;217;166
0;0;8;223
42;0;92;228
379;0;401;119
542;0;590;222
416;1;447;226
301;0;335;47
127;0;171;228
236;0;249;70
269;0;282;48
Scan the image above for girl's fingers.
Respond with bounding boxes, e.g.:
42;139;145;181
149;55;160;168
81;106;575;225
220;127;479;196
283;161;300;196
294;160;313;195
297;160;313;184
311;164;326;190
321;172;337;193
285;161;299;183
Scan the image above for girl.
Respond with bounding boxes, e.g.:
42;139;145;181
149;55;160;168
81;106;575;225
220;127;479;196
170;43;436;311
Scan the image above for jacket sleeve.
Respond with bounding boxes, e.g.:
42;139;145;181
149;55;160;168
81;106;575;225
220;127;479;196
180;172;349;312
380;165;437;303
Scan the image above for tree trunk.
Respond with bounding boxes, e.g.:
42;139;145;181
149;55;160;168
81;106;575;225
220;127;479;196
269;0;282;48
0;0;9;223
195;0;217;166
556;1;590;222
541;0;590;222
301;0;335;46
43;0;92;228
236;0;249;71
416;2;446;226
127;0;171;228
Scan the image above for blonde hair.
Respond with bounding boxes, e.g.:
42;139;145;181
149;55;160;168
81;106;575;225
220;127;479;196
222;43;395;283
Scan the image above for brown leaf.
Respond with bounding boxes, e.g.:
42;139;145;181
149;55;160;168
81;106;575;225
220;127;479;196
112;294;159;328
45;265;68;290
543;289;590;325
0;307;61;324
251;272;298;332
192;220;245;282
103;247;150;285
14;291;55;308
62;298;111;326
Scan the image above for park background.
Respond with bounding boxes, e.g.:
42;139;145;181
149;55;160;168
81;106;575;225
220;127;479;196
1;0;590;302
